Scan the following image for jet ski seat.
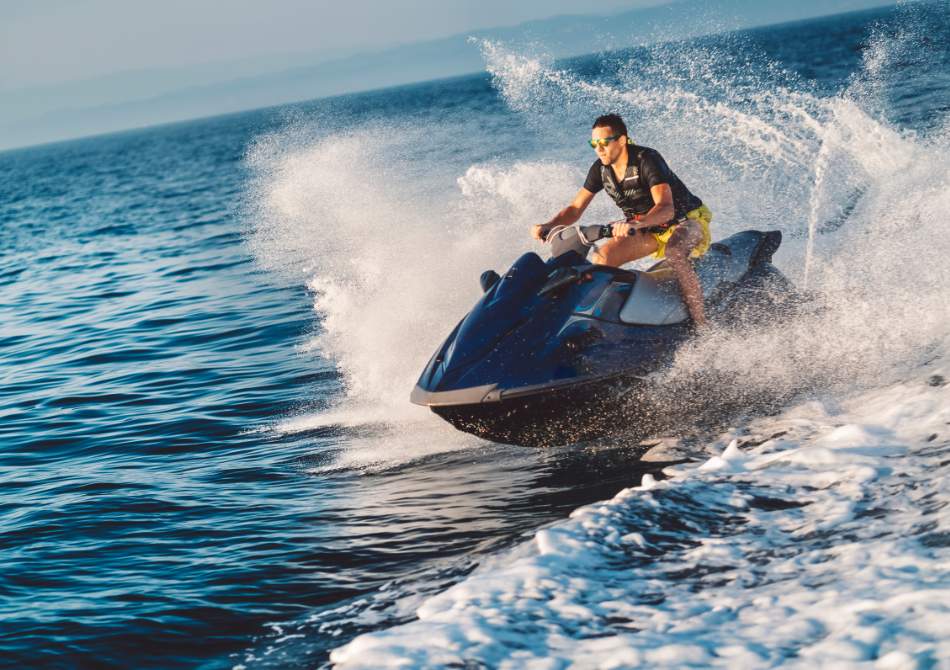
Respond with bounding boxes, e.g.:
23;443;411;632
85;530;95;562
619;230;773;325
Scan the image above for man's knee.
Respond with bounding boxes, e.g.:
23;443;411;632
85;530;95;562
665;240;690;264
666;228;700;262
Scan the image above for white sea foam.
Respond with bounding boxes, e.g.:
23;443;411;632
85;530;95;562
245;124;602;464
329;366;950;668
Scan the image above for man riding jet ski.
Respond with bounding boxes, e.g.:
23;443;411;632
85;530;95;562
533;113;712;328
410;115;797;447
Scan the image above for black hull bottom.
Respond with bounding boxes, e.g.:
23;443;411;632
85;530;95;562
431;376;661;447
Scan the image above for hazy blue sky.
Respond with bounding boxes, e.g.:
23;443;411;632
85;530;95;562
0;0;897;150
0;0;666;90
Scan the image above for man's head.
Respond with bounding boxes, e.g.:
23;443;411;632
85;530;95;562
590;113;629;166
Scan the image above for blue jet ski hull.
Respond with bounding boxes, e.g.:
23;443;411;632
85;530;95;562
413;372;661;446
411;230;794;447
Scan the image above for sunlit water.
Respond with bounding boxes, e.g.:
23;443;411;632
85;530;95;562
2;4;948;668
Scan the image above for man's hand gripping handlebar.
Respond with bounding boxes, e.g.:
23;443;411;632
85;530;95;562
536;217;671;243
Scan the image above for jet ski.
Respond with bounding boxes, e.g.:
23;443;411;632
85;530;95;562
410;225;797;447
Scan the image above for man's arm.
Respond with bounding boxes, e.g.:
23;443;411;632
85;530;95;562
611;184;674;237
532;188;596;241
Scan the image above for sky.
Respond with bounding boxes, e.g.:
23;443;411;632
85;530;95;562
0;0;896;150
0;0;665;90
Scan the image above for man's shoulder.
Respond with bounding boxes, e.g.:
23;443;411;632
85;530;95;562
632;145;661;161
633;145;671;174
585;159;605;181
582;159;606;192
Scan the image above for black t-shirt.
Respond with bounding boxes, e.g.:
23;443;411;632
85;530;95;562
583;145;702;220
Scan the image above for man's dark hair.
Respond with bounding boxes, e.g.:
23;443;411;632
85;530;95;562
592;113;628;138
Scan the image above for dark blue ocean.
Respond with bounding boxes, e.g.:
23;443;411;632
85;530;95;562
3;4;949;668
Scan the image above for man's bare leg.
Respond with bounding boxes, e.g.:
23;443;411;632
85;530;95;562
664;221;707;328
593;224;707;328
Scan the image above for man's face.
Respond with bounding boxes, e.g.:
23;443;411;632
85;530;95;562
591;126;626;166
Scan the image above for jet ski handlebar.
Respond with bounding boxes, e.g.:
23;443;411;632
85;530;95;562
542;219;671;244
577;220;672;242
603;218;676;236
544;220;675;258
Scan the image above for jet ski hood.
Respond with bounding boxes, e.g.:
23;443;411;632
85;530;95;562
413;250;603;405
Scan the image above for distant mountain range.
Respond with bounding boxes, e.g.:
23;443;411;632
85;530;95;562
0;0;895;151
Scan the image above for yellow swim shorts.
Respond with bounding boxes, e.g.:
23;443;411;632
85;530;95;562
652;204;713;259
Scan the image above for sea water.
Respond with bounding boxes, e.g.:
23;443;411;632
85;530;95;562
1;4;948;668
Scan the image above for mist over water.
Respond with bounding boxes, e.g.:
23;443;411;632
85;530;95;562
245;127;585;449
